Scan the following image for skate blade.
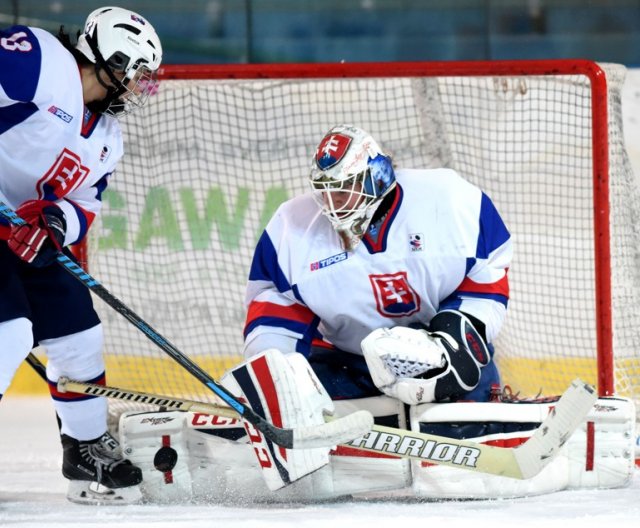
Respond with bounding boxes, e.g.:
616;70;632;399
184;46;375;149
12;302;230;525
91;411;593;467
67;480;143;505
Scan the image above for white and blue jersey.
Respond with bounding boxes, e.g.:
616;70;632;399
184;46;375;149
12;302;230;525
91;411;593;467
0;25;122;243
243;168;512;360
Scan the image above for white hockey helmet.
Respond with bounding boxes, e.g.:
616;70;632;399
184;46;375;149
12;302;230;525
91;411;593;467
309;125;396;250
76;6;162;116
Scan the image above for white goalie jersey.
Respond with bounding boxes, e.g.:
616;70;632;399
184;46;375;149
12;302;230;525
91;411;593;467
243;167;512;358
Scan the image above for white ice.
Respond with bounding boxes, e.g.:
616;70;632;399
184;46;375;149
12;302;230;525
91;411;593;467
1;396;638;528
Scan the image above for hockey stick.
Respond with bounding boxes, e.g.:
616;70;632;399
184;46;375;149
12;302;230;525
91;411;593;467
57;374;596;479
1;203;373;449
25;351;48;380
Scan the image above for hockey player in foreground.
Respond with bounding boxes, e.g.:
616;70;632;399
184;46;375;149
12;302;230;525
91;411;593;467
0;6;162;504
119;125;635;502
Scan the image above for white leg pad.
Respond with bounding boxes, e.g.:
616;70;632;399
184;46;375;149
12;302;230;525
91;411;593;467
118;410;194;503
219;349;334;491
321;396;412;498
118;396;412;503
409;396;636;499
566;396;636;489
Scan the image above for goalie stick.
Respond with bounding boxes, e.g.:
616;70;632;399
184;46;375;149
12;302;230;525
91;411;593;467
0;201;373;451
56;373;597;479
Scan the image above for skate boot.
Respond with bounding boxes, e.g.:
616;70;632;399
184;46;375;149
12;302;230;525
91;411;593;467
61;431;143;504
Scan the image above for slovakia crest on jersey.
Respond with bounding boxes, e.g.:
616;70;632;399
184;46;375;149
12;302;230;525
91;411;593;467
315;133;352;170
369;271;421;317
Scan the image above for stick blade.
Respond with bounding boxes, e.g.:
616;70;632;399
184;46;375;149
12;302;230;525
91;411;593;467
292;410;374;449
514;378;597;479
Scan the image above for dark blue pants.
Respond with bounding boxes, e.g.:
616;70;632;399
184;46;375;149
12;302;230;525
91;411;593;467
0;242;100;343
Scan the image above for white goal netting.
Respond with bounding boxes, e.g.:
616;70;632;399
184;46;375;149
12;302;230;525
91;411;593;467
83;61;640;416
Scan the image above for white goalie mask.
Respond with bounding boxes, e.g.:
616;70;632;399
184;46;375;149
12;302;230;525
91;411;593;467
309;125;396;251
76;6;162;116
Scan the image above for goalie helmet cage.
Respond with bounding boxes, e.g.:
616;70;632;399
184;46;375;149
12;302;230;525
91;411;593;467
79;59;640;416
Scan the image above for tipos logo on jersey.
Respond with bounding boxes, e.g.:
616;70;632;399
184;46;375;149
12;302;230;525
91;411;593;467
409;233;424;252
315;133;352;170
48;105;73;123
310;251;348;271
37;148;90;200
369;271;421;317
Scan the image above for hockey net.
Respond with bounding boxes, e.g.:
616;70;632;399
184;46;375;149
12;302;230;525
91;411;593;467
79;60;640;417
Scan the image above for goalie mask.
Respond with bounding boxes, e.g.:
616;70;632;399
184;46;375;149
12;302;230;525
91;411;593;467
76;6;162;116
309;125;396;251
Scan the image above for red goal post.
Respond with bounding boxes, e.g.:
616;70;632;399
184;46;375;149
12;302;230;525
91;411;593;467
77;59;639;413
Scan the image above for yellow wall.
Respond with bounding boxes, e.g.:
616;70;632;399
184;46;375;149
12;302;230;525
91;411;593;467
6;358;49;396
8;354;604;400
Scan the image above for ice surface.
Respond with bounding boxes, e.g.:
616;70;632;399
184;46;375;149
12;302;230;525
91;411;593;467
1;396;638;528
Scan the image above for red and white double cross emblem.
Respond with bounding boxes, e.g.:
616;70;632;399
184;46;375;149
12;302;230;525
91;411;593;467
36;148;90;200
369;271;421;318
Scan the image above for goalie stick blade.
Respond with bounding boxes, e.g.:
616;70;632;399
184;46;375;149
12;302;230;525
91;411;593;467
513;378;597;479
291;410;374;449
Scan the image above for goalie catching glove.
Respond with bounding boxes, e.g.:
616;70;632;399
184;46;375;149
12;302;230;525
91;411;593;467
362;310;490;404
8;199;66;267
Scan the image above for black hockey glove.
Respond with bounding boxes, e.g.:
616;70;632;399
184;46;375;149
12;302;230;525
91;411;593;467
426;309;491;401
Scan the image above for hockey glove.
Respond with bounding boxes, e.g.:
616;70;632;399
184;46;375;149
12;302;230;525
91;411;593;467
427;309;491;401
362;310;490;404
8;200;66;267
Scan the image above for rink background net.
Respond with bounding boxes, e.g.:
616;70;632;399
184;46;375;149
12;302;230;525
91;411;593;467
74;61;640;416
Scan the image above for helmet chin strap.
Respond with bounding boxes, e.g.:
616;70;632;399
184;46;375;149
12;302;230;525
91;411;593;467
85;33;128;114
87;66;126;114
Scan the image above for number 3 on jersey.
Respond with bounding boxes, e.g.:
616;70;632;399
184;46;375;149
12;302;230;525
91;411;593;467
1;31;33;52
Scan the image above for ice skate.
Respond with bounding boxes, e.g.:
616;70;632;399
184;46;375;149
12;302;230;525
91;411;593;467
61;432;143;505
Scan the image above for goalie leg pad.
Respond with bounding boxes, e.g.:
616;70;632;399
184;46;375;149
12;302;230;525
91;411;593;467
118;410;194;503
119;396;411;503
221;349;334;491
326;395;412;498
409;395;635;499
189;394;412;502
566;396;636;489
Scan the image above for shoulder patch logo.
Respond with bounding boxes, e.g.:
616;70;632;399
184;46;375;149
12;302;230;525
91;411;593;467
100;145;112;163
409;233;424;252
369;271;421;317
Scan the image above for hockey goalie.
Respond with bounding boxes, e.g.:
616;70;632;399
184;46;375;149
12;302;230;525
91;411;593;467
118;125;636;503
